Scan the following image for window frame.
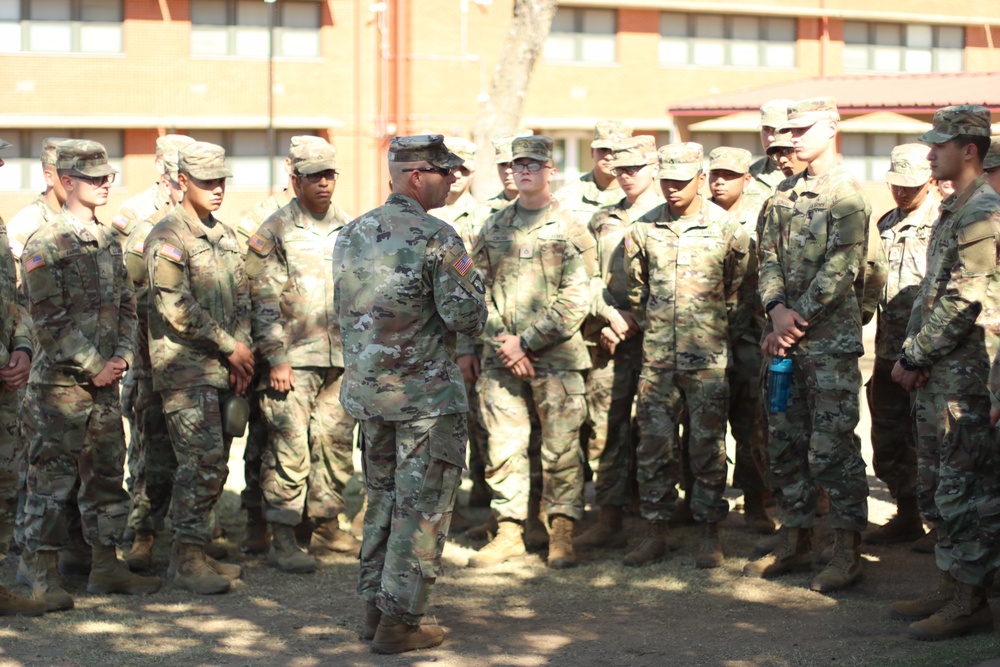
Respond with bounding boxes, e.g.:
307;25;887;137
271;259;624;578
842;20;964;73
658;11;798;69
543;6;617;65
0;0;123;55
189;0;322;60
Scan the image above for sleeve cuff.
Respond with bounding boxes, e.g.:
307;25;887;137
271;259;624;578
520;327;544;353
216;331;237;357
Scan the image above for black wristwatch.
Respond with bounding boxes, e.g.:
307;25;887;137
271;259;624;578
765;300;784;314
519;337;530;353
899;354;920;371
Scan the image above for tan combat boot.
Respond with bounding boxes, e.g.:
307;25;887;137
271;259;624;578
466;516;499;541
547;515;576;569
310;519;362;556
696;522;724;569
125;530;155;572
87;545;161;595
268;524;318;573
743;527;812;578
523;492;549;550
30;550;73;612
467;520;525;568
864;496;926;545
911;528;938;554
205;555;242;582
239;506;270;555
58;525;92;577
370;615;445;654
668;498;696;526
0;584;45;616
810;529;862;593
171;542;230;595
751;530;784;559
204;540;229;561
743;493;776;535
573;505;626;550
909;581;993;641
622;520;672;567
891;569;956;621
360;601;381;641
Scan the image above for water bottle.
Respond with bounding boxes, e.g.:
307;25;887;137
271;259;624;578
767;357;794;413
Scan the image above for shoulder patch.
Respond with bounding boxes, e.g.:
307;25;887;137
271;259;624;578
247;233;274;256
157;243;185;264
130;240;145;256
239;217;259;236
624;230;635;254
24;253;45;273
452;253;473;277
112;215;131;231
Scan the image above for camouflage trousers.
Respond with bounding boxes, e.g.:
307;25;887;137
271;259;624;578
913;391;1000;587
865;356;918;500
22;382;130;551
477;369;586;522
728;339;770;497
126;376;176;533
259;366;355;526
241;382;266;511
635;367;729;523
358;413;465;624
584;342;640;508
0;390;20;548
766;354;869;532
161;386;233;546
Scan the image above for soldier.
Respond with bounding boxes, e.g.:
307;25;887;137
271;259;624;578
333;135;487;653
465;135;592;570
481;132;531;216
745;98;872;593
890;106;1000;641
573;135;661;551
245;138;359;574
432;137;482;246
624;143;750;569
145;142;253;595
985;136;1000;194
555;120;631;221
7;137;71;263
765;130;809;181
749;100;795;196
20;140;161;611
863;144;938;547
111;139;177;241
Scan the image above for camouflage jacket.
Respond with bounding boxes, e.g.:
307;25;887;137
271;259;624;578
432;191;483;249
0;218;31;369
904;174;1000;398
113;183;165;240
555;171;623;223
712;194;765;345
473;198;594;372
627;197;750;371
233;190;294;255
246;199;350;370
8;194;59;261
333;193;488;421
145;207;251;392
749;156;785;196
482;190;516;215
21;209;137;386
758;165;871;357
874;196;936;361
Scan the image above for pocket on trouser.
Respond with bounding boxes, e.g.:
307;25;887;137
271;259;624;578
413;420;464;514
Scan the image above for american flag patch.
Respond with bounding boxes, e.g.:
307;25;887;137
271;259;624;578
158;243;184;263
132;240;145;254
248;234;267;253
112;215;129;230
624;231;635;253
24;254;45;273
453;253;473;276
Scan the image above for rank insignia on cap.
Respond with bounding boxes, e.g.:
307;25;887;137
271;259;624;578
112;215;129;230
24;254;45;273
453;253;473;276
248;234;267;253
158;243;184;263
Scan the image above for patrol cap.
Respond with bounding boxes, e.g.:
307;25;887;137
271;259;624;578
512;135;554;162
289;138;337;175
984;136;1000;171
155;134;196;176
388;134;463;169
919;105;992;144
41;137;73;166
287;135;329;157
767;130;794;154
0;137;9;151
610;135;658;168
658;142;703;180
179;141;233;179
444;137;477;169
885;143;931;187
760;99;795;129
491;131;533;164
591;120;632;149
56;139;118;177
782;97;840;130
708;147;752;175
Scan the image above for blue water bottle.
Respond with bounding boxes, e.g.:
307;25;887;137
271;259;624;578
767;357;794;413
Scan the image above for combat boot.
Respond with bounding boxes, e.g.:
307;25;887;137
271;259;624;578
350;497;367;538
171;542;230;595
743;527;812;578
810;529;862;593
239;506;270;555
524;491;548;550
668;498;696;526
911;528;938;554
125;530;155;572
0;584;45;616
204;540;229;561
864;496;925;544
30;550;73;612
469;469;492;508
466;516;499;541
696;522;724;569
891;569;956;621
360;601;381;641
58;526;92;577
467;520;525;568
909;581;993;641
205;555;241;582
547;515;576;569
623;520;672;567
268;524;318;573
573;505;626;550
751;531;784;559
743;493;776;535
16;552;34;587
310;519;362;556
370;614;444;654
87;545;161;595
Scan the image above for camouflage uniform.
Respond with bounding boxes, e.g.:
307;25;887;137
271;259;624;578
554;121;632;225
333;135;487;623
112;183;166;241
7;195;60;264
749;99;796;198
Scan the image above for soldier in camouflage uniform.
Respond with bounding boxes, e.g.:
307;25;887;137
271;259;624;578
333;135;487;654
481;132;532;215
7;137;71;264
146;142;253;595
624;143;750;569
985;136;1000;194
21;140;161;611
749;100;795;196
745;98;872;593
890;106;1000;641
245;138;360;574
766;130;809;181
863;144;938;548
111;140;176;242
555;120;630;222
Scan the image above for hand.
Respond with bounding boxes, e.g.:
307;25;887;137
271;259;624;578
92;356;127;387
607;309;639;339
891;360;929;393
457;354;480;385
761;331;789;357
269;363;295;393
229;369;251;396
991;408;1000;427
599;327;621;355
495;335;526;368
510;355;535;379
769;304;808;347
226;341;255;378
0;350;31;392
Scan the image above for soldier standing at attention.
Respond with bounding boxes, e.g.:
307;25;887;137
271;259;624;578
555;120;631;221
21;140;161;611
745;98;871;593
481;132;531;215
890;106;1000;641
145;142;253;595
333;135;486;653
7;137;71;263
749;100;795;196
245;138;359;574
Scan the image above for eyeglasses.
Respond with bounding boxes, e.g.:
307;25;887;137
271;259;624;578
612;165;646;177
297;169;338;183
769;148;795;160
511;162;545;173
71;173;115;186
401;166;452;177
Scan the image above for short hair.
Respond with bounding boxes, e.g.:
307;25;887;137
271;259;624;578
954;135;991;164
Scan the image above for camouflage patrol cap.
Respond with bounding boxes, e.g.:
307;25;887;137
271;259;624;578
782;97;840;130
708;147;752;174
919;105;992;144
658;142;704;180
388;134;463;169
41;137;73;166
56;139;118;177
288;135;329;157
760;99;795;129
444;137;477;169
610;135;658;168
591;120;633;149
491;131;533;164
179;141;233;179
984;136;1000;171
155;134;196;176
885;143;931;187
512;135;554;162
766;130;794;154
0;137;9;151
290;138;337;175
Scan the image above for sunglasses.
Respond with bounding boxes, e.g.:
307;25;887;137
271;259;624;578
70;173;115;186
402;166;452;177
297;169;338;183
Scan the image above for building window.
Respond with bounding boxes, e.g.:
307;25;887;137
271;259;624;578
841;133;922;182
0;129;124;191
659;12;796;68
193;129;316;189
0;0;122;54
843;21;963;73
544;7;616;64
190;0;321;59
